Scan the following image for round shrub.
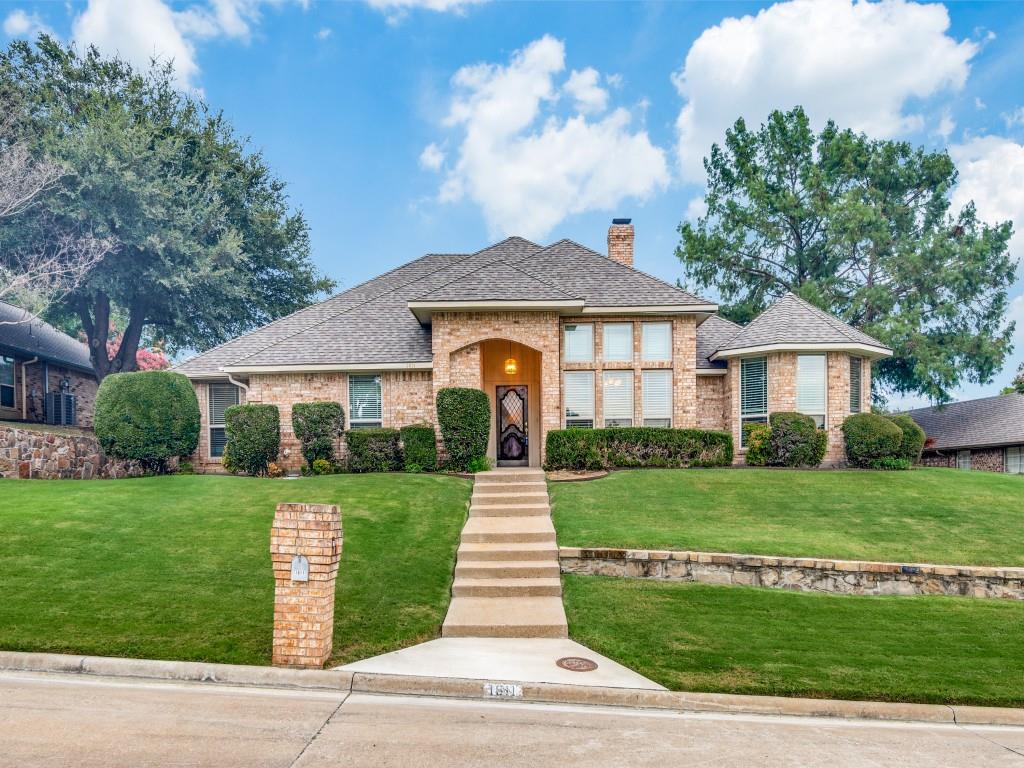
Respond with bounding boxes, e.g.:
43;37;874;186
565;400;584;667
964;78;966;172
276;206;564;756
292;401;345;468
223;404;280;476
94;371;200;473
842;412;902;468
436;387;490;471
743;423;772;466
346;428;402;473
885;413;926;464
400;423;437;473
769;412;827;467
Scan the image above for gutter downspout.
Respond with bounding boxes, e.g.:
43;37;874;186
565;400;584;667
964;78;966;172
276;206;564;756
226;374;249;396
21;357;39;421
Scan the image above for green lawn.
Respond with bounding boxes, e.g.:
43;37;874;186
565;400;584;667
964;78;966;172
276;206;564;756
564;575;1024;707
0;473;470;666
551;468;1024;566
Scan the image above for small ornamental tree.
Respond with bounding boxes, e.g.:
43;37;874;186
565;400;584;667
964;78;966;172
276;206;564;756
223;404;280;476
292;401;345;468
94;370;199;473
436;387;490;471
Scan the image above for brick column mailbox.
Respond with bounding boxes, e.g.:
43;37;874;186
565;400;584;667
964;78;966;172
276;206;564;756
270;503;342;668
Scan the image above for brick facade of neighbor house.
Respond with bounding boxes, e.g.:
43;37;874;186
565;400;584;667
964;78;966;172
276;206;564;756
921;447;1008;473
0;356;97;428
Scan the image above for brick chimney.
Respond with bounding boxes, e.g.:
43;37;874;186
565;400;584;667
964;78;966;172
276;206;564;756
608;218;634;269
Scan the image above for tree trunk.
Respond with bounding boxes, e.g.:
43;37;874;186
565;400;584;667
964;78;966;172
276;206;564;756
78;291;146;381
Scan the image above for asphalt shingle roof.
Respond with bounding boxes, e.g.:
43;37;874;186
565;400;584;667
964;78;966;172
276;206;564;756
714;293;890;356
695;315;743;370
903;394;1024;451
0;301;94;373
413;261;576;302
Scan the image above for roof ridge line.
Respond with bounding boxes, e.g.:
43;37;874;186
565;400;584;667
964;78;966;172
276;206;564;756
785;293;866;345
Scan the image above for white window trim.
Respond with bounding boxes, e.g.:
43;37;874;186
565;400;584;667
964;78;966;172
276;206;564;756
349;373;383;429
796;353;827;430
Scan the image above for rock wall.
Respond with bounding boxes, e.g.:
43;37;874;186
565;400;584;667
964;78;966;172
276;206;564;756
0;424;144;479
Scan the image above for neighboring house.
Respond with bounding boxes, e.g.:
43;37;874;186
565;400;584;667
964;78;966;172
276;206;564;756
174;220;892;472
906;394;1024;474
0;300;98;428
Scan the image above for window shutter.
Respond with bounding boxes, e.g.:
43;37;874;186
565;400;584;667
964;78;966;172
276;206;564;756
564;371;594;427
740;357;767;415
603;323;632;362
208;384;239;426
849;357;862;413
349;375;382;424
602;371;633;425
796;355;827;415
642;370;672;425
641;323;672;361
563;324;594;362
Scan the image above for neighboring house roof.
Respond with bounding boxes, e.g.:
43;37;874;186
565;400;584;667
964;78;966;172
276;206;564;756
175;236;716;376
0;301;94;374
712;293;892;360
695;315;743;371
903;394;1024;451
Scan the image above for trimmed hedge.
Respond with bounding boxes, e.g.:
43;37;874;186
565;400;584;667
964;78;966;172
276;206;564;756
743;423;773;467
768;412;828;468
94;370;200;473
400;423;437;472
842;412;903;468
886;413;926;464
346;428;402;473
544;427;733;471
436;387;490;471
292;401;345;467
223;404;280;476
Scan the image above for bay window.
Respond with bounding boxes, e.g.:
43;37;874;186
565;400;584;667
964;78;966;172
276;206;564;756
796;354;827;428
740;356;768;447
849;357;862;413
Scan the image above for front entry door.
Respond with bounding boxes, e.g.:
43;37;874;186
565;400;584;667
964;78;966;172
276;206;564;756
496;385;528;466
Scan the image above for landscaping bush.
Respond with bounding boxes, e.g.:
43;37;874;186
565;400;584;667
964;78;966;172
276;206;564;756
94;371;200;473
346;428;402;473
868;456;913;471
885;413;926;464
768;412;828;467
400;423;437;473
436;387;490;471
292;401;345;468
743;423;773;466
223;404;280;476
544;427;733;471
310;458;335;475
466;455;493;474
842;412;903;468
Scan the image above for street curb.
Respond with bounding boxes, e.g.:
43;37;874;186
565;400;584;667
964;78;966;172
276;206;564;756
2;651;1022;727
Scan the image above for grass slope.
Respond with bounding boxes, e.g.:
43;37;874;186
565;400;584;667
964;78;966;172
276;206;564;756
551;468;1024;565
0;474;470;666
564;575;1024;707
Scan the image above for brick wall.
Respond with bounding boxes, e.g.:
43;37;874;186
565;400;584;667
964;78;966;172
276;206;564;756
381;370;433;428
696;375;728;431
1;355;97;427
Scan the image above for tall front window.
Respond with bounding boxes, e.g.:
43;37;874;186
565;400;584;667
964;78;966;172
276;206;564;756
563;323;594;362
797;354;827;428
0;356;14;409
957;450;971;470
564;371;594;428
1005;446;1021;475
642;370;672;427
208;382;239;458
349;374;382;428
849;357;862;413
641;322;672;361
602;323;632;362
740;357;768;447
602;370;633;427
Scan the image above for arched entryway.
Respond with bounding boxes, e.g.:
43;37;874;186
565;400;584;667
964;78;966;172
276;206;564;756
480;339;542;467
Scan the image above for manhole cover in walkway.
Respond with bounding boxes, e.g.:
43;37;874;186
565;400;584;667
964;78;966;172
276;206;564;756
556;657;598;672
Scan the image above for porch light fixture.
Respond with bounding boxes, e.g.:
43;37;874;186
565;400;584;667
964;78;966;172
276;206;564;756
504;340;518;376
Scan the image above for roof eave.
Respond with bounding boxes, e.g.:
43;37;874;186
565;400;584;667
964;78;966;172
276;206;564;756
0;343;94;375
408;299;586;324
710;342;893;361
578;304;719;315
218;361;433;375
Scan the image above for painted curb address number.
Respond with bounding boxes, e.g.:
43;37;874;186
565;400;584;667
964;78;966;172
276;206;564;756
483;683;523;699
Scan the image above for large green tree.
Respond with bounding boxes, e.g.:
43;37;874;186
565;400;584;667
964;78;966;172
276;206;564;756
0;37;333;379
677;107;1016;402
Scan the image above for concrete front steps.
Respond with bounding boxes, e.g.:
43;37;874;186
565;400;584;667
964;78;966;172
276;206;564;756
442;468;568;639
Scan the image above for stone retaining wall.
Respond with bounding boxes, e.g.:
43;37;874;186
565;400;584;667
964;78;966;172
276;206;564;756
0;424;145;479
560;547;1024;600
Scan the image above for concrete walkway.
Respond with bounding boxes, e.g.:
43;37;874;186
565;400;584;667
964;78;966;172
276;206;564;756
441;467;568;638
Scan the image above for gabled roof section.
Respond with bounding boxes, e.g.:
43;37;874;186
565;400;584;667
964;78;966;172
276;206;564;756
712;293;892;360
0;301;94;373
695;315;743;370
904;394;1024;451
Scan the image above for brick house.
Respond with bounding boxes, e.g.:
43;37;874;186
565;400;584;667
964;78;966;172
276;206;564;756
906;394;1024;474
174;221;891;472
0;300;98;428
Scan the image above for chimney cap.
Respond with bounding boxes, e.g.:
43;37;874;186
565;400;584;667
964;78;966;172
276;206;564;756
611;218;632;225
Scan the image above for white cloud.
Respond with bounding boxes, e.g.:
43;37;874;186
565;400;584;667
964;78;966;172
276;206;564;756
949;136;1024;263
935;109;956;141
3;9;52;38
434;35;668;239
366;0;486;23
975;97;987;110
564;68;608;114
1002;107;1024;129
672;0;978;180
419;142;445;171
316;27;332;40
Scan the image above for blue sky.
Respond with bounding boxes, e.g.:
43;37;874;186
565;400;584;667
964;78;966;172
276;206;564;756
3;0;1024;406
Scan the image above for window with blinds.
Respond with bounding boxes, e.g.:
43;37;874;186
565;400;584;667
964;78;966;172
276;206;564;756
563;324;594;362
564;371;594;428
349;374;382;427
849;357;862;413
602;371;633;426
207;383;239;458
0;355;14;409
796;354;827;428
641;322;672;361
603;323;632;362
642;370;672;427
1006;446;1022;475
740;356;768;447
957;450;971;470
